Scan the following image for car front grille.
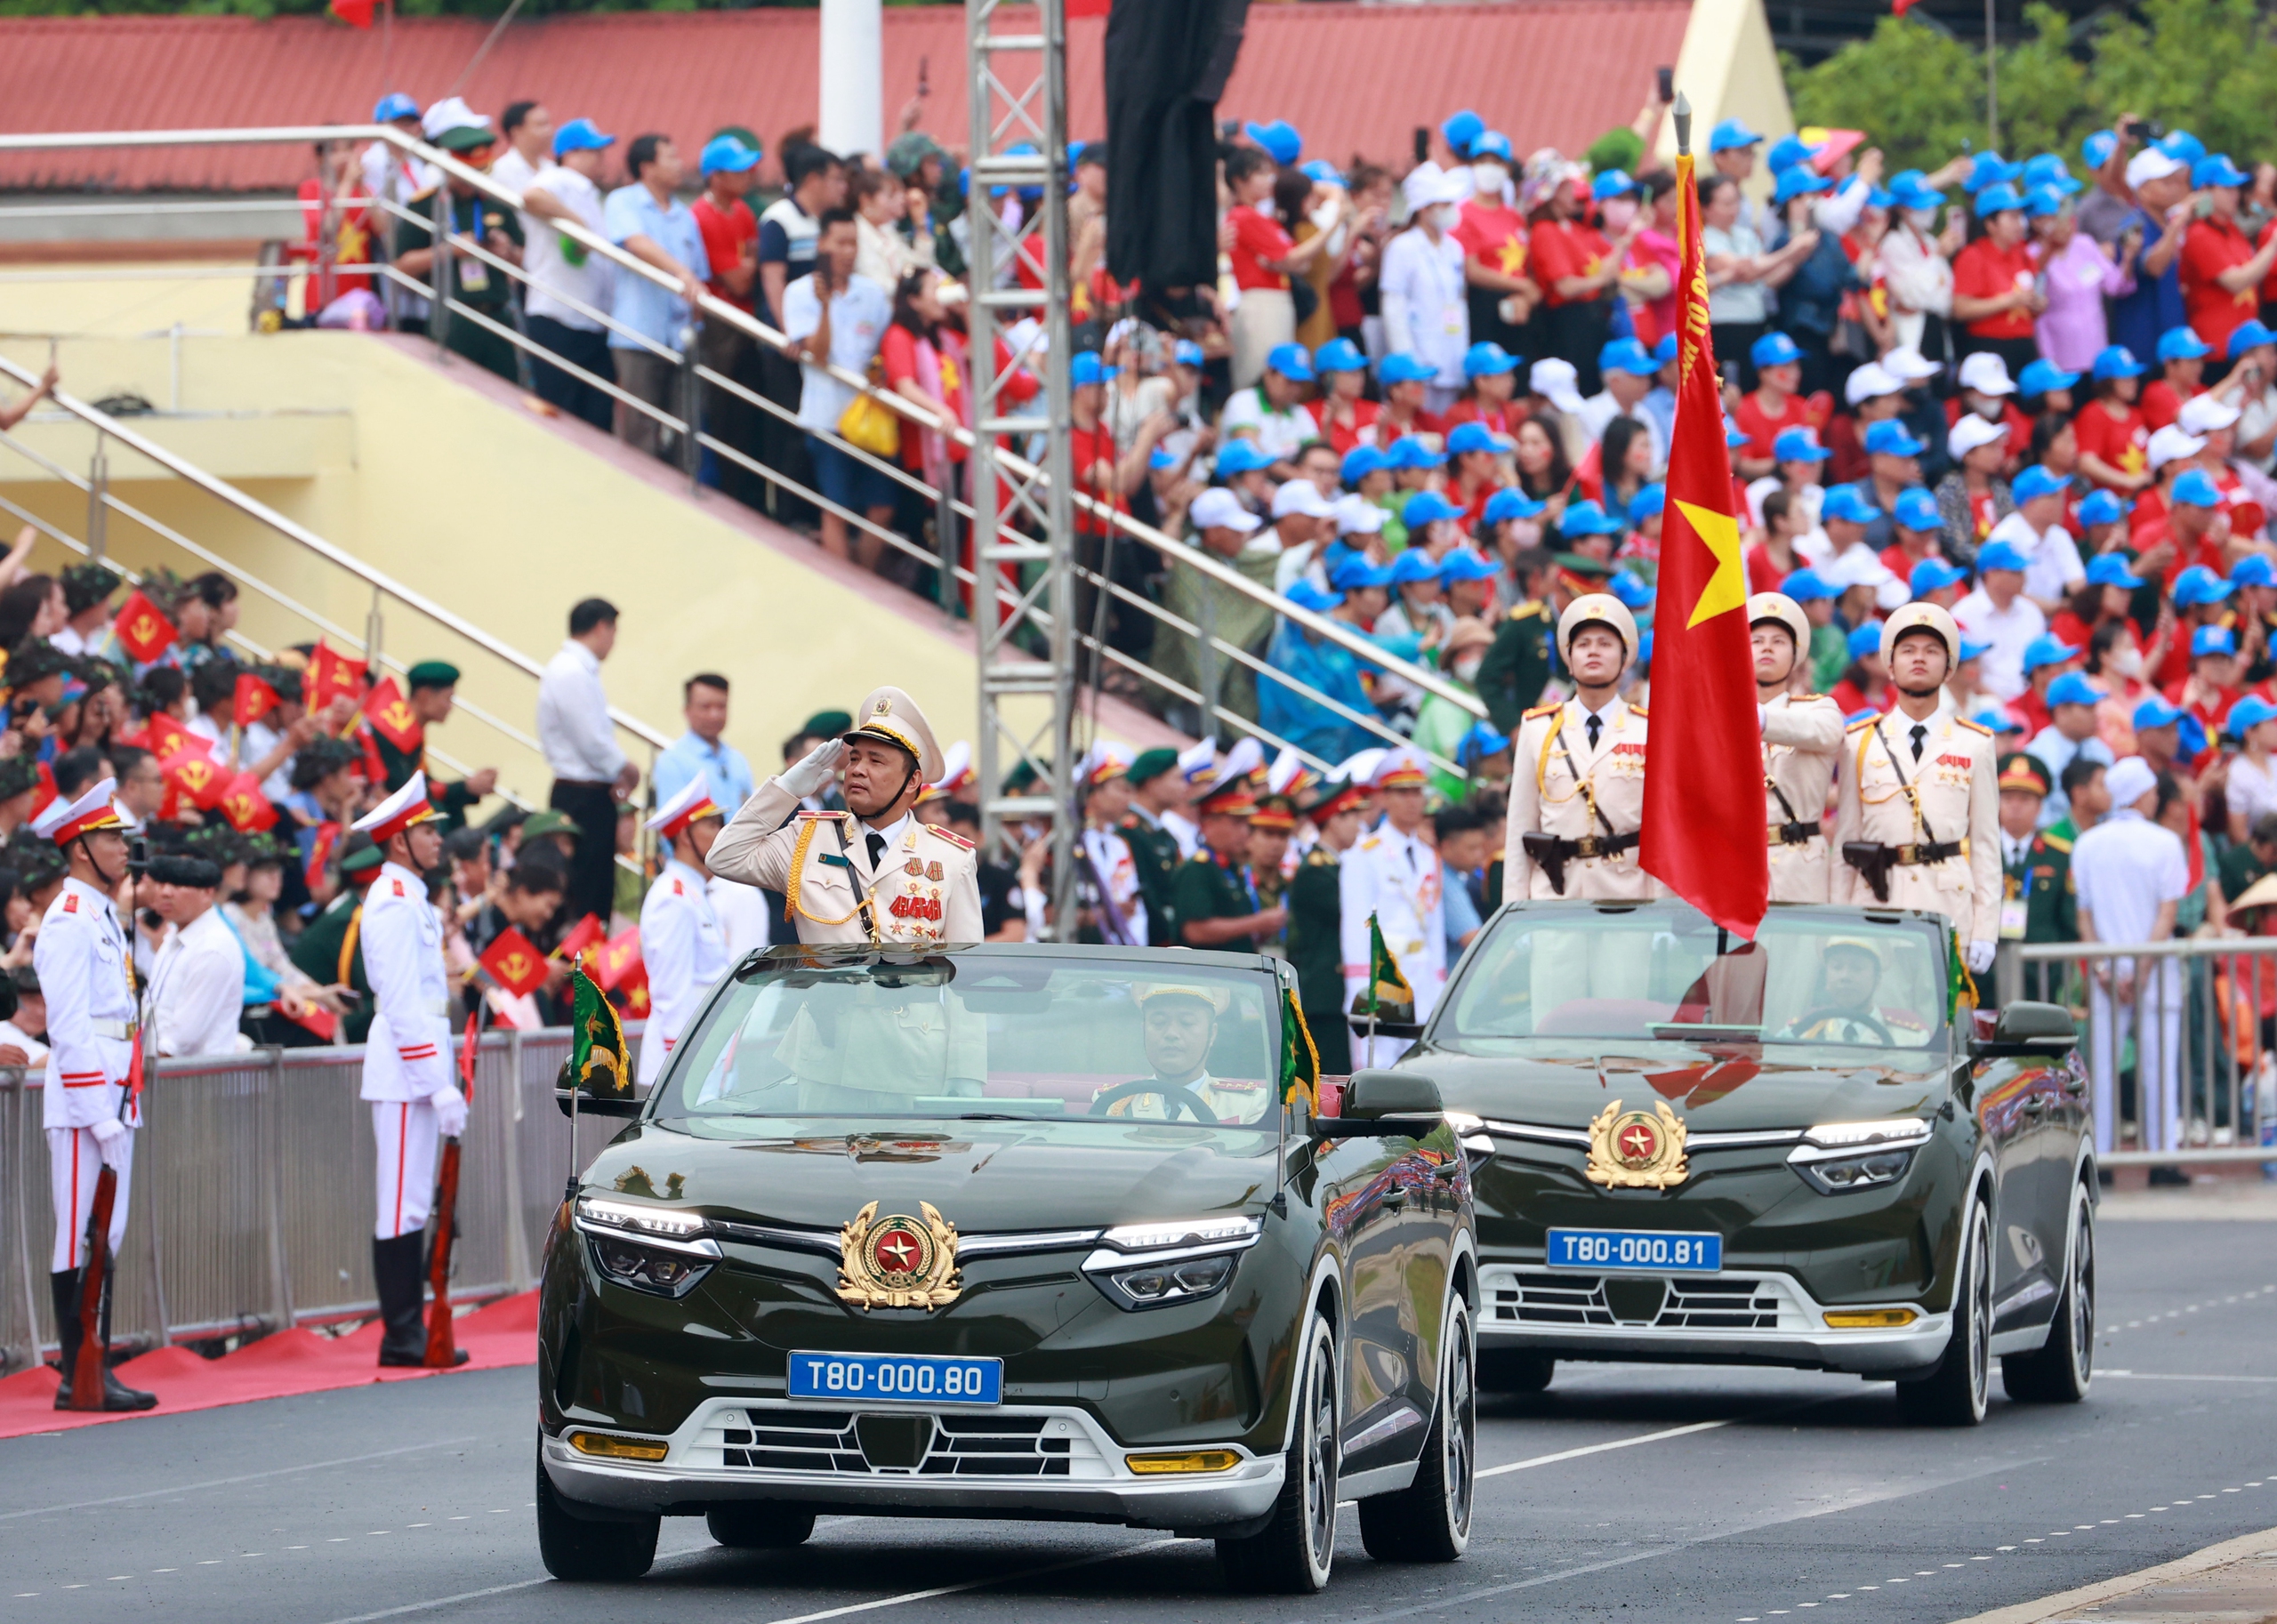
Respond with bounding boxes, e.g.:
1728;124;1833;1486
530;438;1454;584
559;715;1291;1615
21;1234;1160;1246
687;1405;1114;1480
1487;1270;1793;1331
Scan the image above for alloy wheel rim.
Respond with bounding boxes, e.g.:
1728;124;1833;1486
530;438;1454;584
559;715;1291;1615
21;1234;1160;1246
1447;1311;1475;1533
2072;1200;2095;1378
1968;1210;1991;1409
1305;1340;1336;1568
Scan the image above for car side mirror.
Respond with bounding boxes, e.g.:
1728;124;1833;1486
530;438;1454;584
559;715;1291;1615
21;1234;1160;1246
1970;1000;2078;1057
1311;1070;1444;1138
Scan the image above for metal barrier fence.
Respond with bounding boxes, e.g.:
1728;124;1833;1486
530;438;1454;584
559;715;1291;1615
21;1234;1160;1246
0;1028;623;1377
1997;937;2275;1169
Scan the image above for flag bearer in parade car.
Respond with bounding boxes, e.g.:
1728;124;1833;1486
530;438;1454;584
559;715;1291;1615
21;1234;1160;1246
1287;772;1366;1077
636;778;728;1089
1502;594;1657;900
1831;602;2002;974
1340;749;1446;1066
1751;591;1844;902
34;777;157;1411
351;775;469;1369
1993;752;2077;1005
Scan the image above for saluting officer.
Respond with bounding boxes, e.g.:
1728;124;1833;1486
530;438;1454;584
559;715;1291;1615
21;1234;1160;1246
1340;750;1447;1058
1751;591;1845;903
352;775;468;1369
32;777;156;1411
1502;594;1659;901
1287;774;1367;1075
1832;602;2002;975
638;777;729;1088
1994;753;2077;1003
710;687;983;945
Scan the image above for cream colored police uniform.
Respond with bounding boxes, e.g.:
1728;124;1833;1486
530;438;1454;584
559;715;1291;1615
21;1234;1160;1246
1752;592;1845;904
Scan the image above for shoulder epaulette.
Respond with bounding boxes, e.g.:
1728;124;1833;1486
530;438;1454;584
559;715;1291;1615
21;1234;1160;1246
1304;848;1339;866
2040;832;2072;853
1629;703;1649;719
1523;701;1562;720
1356;832;1383;850
1954;717;1993;736
1507;601;1547;623
922;823;975;851
794;808;849;821
1846;715;1878;732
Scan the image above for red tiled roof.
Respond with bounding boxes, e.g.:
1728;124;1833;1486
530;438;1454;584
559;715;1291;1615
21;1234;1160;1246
0;3;1689;195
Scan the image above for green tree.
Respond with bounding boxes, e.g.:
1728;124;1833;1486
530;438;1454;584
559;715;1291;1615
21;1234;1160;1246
2086;0;2277;163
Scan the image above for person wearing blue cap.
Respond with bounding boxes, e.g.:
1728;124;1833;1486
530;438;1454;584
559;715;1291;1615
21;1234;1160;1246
1305;336;1375;454
1451;141;1537;358
361;92;439;214
1577;337;1666;470
1371;549;1453;728
2177;153;2277;365
1951;181;2047;384
1447;341;1523;438
1222;146;1339;390
513;118;622;430
1372;352;1443;454
684;132;772;503
1910;555;1968;605
1220;341;1320;477
1981;463;2086;613
1951;529;2047;702
1259;586;1378;768
1731;326;1827;479
2016;358;2080;417
2026;670;2115;829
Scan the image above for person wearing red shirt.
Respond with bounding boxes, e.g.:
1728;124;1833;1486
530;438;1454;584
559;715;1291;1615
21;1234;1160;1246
1732;330;1830;479
2166;623;2243;736
2139;470;2239;615
1528;168;1629;394
1304;336;1379;455
1622;172;1682;350
1223;146;1336;390
1744;486;1811;594
688;136;765;506
296;140;375;301
1439;340;1524;438
1943;351;2034;455
1451;133;1536;356
2139;325;2209;430
1375;351;1446;446
2073;345;2153;492
1949;184;2046;382
2179;153;2277;358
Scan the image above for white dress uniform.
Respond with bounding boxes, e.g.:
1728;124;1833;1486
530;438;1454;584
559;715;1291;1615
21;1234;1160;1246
1340;753;1447;1066
640;857;728;1085
1081;825;1148;945
360;855;455;1239
1763;693;1845;904
36;870;139;1273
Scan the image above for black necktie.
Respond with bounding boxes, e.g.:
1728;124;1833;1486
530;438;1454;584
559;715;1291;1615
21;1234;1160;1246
866;831;887;872
1585;713;1602;752
1910;723;1927;762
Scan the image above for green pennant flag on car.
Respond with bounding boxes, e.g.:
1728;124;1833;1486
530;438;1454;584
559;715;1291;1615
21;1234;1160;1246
559;967;632;1101
1947;925;1978;1025
1350;912;1415;1020
1281;989;1321;1113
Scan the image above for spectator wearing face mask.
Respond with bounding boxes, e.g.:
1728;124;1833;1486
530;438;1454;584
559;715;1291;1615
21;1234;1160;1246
1380;164;1471;414
1525;158;1629;397
1876;171;1960;358
1450;132;1534;358
1224;145;1336;390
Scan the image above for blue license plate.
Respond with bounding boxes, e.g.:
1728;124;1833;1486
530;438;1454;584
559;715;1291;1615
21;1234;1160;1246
1546;1227;1722;1273
787;1350;1003;1405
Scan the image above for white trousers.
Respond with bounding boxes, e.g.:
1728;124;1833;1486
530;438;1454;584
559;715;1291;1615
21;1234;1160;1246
48;1126;132;1273
373;1098;440;1242
2088;960;2184;1154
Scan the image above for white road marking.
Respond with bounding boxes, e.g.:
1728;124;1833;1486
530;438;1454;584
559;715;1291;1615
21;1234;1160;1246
762;1537;1183;1624
0;1437;477;1523
1480;1417;1737;1477
2099;1371;2277;1382
312;1578;551;1623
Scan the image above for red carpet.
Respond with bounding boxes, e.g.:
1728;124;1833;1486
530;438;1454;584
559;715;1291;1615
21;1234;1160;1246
0;1291;537;1438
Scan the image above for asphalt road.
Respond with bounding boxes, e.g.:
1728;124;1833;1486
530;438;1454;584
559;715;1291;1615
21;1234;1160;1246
2;1214;2271;1624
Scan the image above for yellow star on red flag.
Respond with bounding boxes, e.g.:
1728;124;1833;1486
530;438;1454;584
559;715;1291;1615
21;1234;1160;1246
1675;499;1745;629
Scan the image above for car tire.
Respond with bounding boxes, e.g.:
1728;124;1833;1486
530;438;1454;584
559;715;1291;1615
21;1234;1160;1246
706;1503;817;1548
1359;1293;1475;1563
1476;1349;1554;1394
1897;1198;1991;1427
535;1452;658;1581
1218;1314;1339;1594
2002;1182;2095;1404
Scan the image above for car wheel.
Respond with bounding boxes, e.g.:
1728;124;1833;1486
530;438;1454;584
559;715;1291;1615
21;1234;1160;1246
706;1503;817;1548
2002;1182;2095;1404
535;1451;658;1581
1218;1314;1339;1594
1359;1293;1475;1563
1897;1198;1991;1427
1476;1349;1554;1394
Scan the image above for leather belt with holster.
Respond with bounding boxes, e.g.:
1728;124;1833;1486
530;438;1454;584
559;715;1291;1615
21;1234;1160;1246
1521;829;1639;896
1768;821;1818;847
1841;836;1968;902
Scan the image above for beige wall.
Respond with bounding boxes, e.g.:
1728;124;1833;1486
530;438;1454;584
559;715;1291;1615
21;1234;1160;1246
1660;0;1796;196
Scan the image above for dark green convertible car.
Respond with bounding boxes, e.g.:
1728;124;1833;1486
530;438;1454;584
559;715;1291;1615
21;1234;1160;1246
1398;900;2095;1427
535;944;1477;1594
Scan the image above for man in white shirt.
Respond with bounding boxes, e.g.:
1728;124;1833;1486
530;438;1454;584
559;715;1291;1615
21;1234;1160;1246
517;117;618;431
782;206;894;564
535;597;640;926
0;964;48;1069
2071;756;2190;1159
1951;538;2047;698
146;853;247;1058
487;100;552;208
1380;165;1470;414
1983;465;2087;613
1219;345;1318;475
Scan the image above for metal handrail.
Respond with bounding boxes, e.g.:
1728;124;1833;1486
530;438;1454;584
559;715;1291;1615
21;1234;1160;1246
0;124;1487;731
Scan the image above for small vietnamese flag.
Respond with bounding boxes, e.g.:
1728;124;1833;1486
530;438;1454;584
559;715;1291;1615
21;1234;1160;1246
479;927;550;998
593;926;645;993
233;670;282;729
112;589;177;663
305;821;343;892
160;744;229;811
361;675;422;752
329;0;379;26
551;912;605;964
307;642;366;712
29;760;55;821
1637;107;1770;939
217;773;278;832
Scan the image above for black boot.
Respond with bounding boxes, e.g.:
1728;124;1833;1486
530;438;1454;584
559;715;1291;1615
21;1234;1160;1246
374;1234;432;1367
50;1270;79;1410
95;1279;157;1411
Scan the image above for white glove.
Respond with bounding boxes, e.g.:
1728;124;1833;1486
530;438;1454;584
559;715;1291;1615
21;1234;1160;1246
1967;939;1997;975
777;738;846;801
89;1115;129;1168
1758;703;1767;734
430;1086;469;1139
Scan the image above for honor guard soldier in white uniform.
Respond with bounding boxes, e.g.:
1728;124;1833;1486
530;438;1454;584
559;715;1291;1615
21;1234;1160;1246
1751;591;1846;903
33;778;157;1411
1503;594;1660;901
1832;602;2003;975
1340;750;1446;1067
639;778;729;1087
710;687;984;945
352;775;469;1368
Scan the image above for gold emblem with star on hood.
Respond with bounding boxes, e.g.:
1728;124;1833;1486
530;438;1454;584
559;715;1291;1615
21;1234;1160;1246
836;1200;964;1310
1584;1099;1690;1190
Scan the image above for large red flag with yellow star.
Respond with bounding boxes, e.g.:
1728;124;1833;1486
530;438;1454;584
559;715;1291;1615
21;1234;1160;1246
1639;141;1768;939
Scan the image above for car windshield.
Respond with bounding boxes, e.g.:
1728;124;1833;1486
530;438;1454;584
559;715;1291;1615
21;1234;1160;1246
1438;906;1951;1051
653;953;1283;1129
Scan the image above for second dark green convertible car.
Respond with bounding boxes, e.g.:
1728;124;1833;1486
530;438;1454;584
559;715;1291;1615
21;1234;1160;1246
1396;900;2095;1427
534;945;1476;1594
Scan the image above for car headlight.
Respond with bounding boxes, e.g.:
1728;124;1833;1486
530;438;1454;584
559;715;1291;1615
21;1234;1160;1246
575;1196;721;1298
1788;1118;1931;1195
1083;1215;1261;1311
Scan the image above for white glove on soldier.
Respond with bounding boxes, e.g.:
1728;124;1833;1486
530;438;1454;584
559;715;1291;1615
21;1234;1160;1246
430;1086;469;1139
1966;939;1997;975
89;1115;129;1168
777;738;847;801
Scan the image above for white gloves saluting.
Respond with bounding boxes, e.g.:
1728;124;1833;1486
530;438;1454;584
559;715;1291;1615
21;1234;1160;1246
778;738;847;801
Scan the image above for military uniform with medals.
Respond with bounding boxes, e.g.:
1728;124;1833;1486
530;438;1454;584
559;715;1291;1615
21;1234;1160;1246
1286;778;1366;1076
1995;754;2076;1004
1476;598;1555;734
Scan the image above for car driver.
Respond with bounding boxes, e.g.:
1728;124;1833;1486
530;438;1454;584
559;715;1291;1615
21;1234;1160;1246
1094;984;1267;1124
1781;940;1894;1044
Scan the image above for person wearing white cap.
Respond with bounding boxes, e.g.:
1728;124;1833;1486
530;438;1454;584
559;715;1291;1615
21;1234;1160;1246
30;776;156;1411
1269;477;1335;559
1073;744;1147;946
1380;165;1471;411
2110;144;2193;365
1340;748;1445;1065
1750;593;1844;902
1155;489;1275;740
2070;754;2189;1158
1830;604;2001;968
710;686;981;945
1160;739;1218;859
637;778;729;1088
1502;595;1658;901
347;773;468;1368
1938;412;2016;558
